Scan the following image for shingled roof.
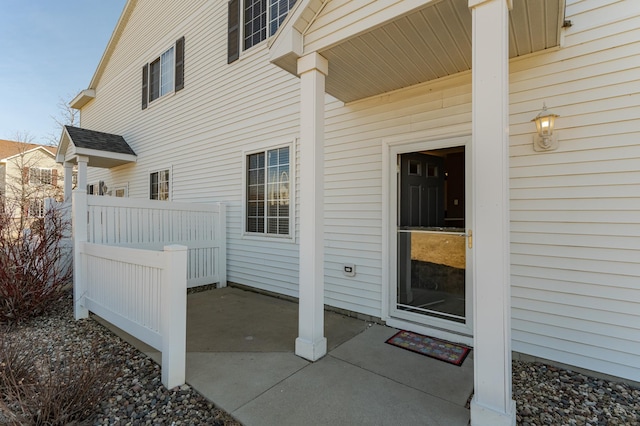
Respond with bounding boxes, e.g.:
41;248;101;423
57;126;137;168
64;126;136;156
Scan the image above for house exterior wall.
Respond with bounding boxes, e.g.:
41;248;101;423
2;149;64;219
80;0;303;297
80;0;639;381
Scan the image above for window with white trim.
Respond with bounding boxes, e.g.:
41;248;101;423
29;167;53;185
142;37;185;109
246;146;290;235
228;0;296;62
28;198;45;218
150;169;170;201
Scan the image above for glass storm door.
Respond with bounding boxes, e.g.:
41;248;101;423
396;146;470;329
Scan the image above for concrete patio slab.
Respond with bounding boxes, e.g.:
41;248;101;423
186;287;368;352
96;286;473;425
186;352;309;412
330;324;474;406
233;355;470;426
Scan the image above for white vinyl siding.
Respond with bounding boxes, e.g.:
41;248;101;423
80;0;639;381
507;0;640;381
81;0;302;299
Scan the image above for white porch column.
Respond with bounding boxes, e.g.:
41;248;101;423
295;52;328;361
63;161;73;203
468;0;516;425
76;155;89;192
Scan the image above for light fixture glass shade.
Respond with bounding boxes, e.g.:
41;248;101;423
532;103;559;151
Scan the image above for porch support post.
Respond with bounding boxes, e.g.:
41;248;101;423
72;155;90;319
76;155;89;192
468;0;516;425
295;52;328;361
63;161;73;203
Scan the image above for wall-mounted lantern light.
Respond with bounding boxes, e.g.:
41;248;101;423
532;103;559;152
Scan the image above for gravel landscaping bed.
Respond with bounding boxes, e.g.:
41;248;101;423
1;292;240;425
2;291;639;425
513;360;639;425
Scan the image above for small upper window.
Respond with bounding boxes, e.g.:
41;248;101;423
228;0;296;62
142;37;185;109
150;169;170;201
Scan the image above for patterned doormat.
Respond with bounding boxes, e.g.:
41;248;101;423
385;330;471;366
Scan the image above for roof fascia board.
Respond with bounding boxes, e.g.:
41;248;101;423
74;147;137;164
269;0;316;69
86;0;137;91
56;127;72;164
5;146;56;162
70;89;96;109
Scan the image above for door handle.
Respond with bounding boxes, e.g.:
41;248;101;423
467;229;472;249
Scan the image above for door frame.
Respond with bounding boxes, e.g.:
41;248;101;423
382;132;473;344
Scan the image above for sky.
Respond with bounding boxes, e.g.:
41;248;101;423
0;0;127;145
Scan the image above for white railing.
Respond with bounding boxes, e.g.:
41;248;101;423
85;194;226;288
71;190;227;388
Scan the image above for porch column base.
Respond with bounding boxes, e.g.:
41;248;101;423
295;336;327;362
470;398;516;426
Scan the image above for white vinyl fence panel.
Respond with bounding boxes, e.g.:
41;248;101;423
80;241;187;389
85;195;226;288
71;190;227;388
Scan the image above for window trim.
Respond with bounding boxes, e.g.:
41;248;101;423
241;139;295;241
29;167;54;185
149;167;172;201
28;198;46;218
112;184;129;198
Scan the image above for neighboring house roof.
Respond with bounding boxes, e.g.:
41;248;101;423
56;125;137;168
0;139;57;161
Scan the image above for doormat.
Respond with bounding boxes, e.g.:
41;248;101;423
385;330;471;366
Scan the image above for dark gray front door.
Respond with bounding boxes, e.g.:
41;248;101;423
399;153;444;228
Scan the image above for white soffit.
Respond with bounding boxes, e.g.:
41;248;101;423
318;0;564;103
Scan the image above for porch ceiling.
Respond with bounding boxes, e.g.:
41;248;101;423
318;0;565;103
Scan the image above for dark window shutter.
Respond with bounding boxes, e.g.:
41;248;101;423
228;0;240;64
23;167;29;184
52;169;58;186
142;63;149;110
175;36;185;91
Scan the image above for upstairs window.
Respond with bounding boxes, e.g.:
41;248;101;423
228;0;296;63
142;37;185;109
27;167;56;186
